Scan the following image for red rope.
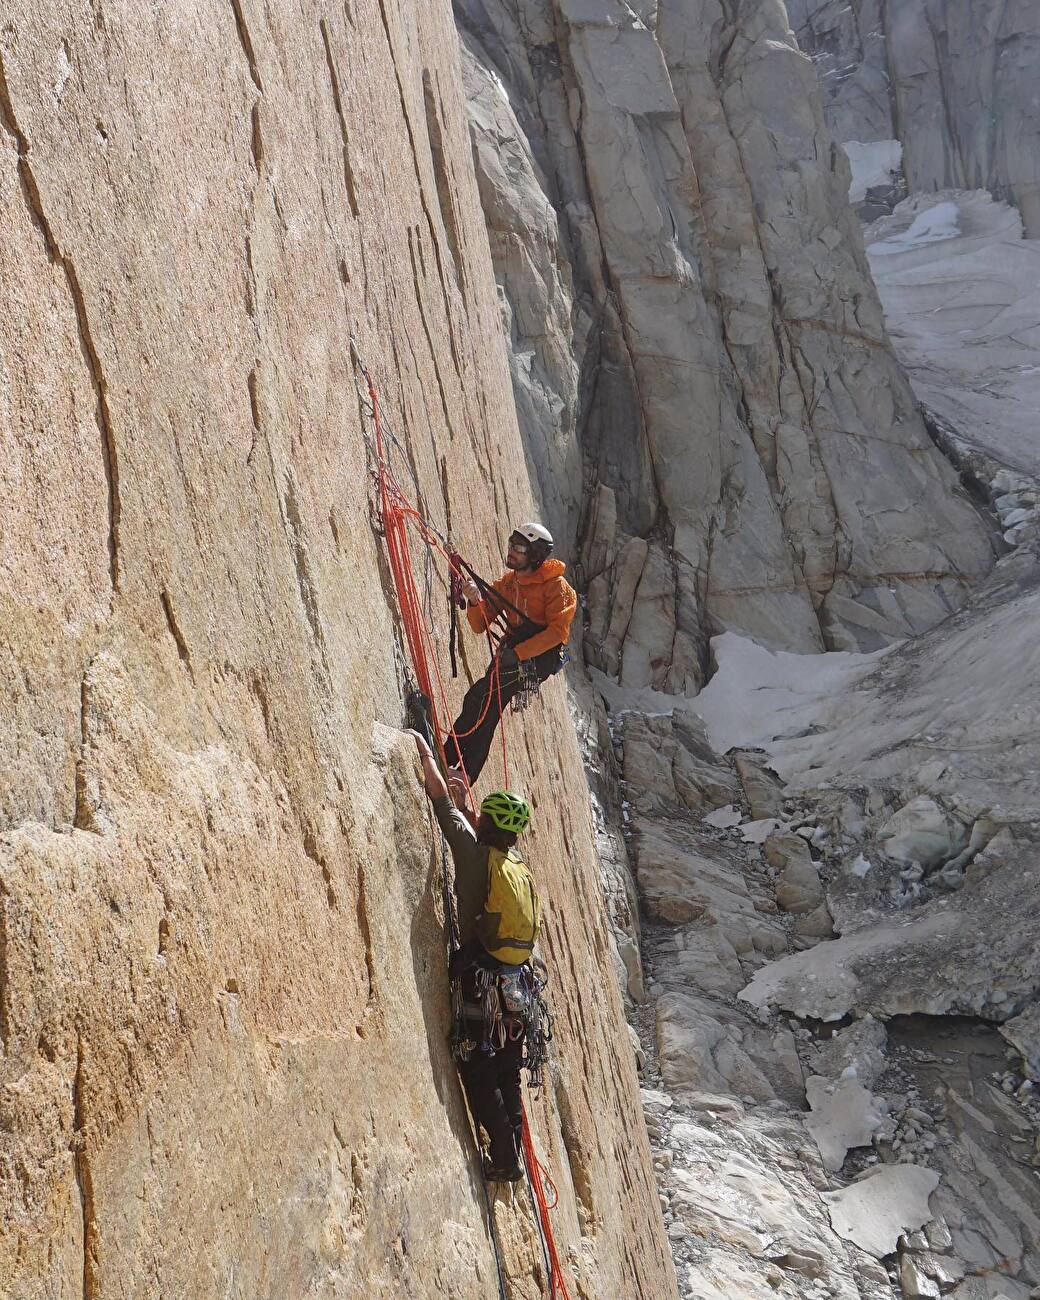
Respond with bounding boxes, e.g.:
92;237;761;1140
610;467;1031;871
521;1107;573;1299
363;363;511;812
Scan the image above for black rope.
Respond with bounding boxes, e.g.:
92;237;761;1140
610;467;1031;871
481;1133;512;1300
448;590;460;678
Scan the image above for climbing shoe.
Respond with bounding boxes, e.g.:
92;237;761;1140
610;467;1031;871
482;1157;523;1183
405;689;434;746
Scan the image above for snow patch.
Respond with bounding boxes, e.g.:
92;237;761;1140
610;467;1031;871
690;632;890;759
870;199;961;254
588;666;678;718
740;818;781;845
823;1165;941;1258
843;138;902;202
850;853;873;878
702;804;743;830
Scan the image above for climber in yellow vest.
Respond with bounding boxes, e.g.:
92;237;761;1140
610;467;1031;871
409;730;541;1182
444;522;577;784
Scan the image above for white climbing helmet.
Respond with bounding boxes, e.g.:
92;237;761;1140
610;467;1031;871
509;521;554;566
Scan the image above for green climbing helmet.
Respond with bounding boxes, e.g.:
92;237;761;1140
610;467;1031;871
479;790;531;834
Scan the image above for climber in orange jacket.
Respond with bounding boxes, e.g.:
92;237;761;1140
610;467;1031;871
444;522;576;783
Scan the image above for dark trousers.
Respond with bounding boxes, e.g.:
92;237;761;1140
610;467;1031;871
459;1036;524;1168
444;647;563;782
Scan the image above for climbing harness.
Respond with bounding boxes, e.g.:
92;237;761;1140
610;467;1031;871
452;959;552;1086
352;341;572;1300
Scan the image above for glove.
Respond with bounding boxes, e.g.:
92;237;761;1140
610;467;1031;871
498;646;520;673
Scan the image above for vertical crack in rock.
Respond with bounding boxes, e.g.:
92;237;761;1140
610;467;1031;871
62;262;121;598
250;101;264;171
73;1036;100;1299
706;21;839;627
319;17;360;218
787;340;842;606
0;876;10;1050
282;479;333;683
985;0;1012;195
356;861;375;1008
73;674;101;835
407;228;454;441
229;0;263;93
529;4;670;550
922;5;965;189
248;672;274;741
303;829;337;909
160;589;192;670
421;69;466;297
245;366;261;464
719;58;840;622
554;1077;597;1230
244;234;257;319
0;54;121;597
230;0;264;171
878;0;901;145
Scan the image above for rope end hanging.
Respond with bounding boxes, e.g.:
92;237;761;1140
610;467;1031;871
521;1106;573;1299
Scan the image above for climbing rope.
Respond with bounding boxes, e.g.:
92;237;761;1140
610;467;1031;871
353;342;574;1300
521;1109;573;1300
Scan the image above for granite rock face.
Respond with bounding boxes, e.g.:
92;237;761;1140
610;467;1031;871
0;4;677;1297
457;0;996;670
789;0;1040;237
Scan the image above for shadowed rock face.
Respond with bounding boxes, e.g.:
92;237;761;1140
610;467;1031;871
788;0;1040;238
457;0;996;676
0;4;678;1297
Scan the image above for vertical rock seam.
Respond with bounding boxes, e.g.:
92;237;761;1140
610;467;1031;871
0;54;121;597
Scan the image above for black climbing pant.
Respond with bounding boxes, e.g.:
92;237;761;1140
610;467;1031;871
443;647;564;783
459;1036;524;1170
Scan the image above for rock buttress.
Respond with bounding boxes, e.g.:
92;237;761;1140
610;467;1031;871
457;0;997;672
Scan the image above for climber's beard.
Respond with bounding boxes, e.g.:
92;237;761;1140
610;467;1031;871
505;540;531;571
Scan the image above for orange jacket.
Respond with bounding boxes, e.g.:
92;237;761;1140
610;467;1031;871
466;558;577;661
